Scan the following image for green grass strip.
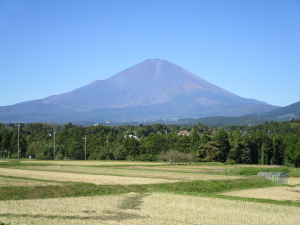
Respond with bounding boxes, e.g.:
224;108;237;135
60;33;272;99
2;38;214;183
0;177;278;201
150;177;281;194
0;183;147;201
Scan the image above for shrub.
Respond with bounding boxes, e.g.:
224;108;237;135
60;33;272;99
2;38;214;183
159;150;185;165
223;166;290;176
0;221;11;225
126;155;135;161
135;154;158;161
224;159;236;165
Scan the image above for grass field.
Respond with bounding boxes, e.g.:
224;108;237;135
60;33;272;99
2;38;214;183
0;168;184;185
0;160;300;224
1;193;299;224
0;165;243;181
0;176;63;187
18;160;164;166
221;186;300;202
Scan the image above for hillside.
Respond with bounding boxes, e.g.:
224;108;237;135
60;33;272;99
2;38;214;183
260;101;300;121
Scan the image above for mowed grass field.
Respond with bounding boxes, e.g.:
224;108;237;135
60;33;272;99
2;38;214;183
1;193;300;225
0;160;300;224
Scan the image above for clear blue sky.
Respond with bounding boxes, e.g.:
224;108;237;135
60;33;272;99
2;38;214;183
1;0;299;107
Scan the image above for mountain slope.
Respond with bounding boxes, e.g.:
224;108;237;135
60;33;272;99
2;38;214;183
0;59;279;123
260;101;300;120
42;59;265;109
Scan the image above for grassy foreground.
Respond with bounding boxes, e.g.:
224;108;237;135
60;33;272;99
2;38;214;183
1;161;300;225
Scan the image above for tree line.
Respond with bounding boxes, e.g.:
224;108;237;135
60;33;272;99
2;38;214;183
0;119;299;167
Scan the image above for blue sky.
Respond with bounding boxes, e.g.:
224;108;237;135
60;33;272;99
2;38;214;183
1;0;299;107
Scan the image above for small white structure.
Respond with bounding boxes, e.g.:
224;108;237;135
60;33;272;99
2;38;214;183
124;135;138;139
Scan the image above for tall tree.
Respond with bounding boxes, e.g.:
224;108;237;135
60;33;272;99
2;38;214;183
213;129;230;162
285;135;300;168
198;141;220;162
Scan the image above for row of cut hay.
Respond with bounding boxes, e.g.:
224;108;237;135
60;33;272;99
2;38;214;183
120;165;282;173
0;168;182;185
220;186;300;202
0;192;299;225
19;160;165;166
3;165;242;181
0;176;62;187
19;160;282;169
117;165;214;173
159;164;282;170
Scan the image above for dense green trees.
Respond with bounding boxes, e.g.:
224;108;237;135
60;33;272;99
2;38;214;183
0;119;299;166
213;129;230;162
284;134;300;168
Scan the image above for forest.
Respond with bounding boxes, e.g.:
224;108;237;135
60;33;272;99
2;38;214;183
0;119;299;167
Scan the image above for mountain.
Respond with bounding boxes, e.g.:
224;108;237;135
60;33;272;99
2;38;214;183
260;101;300;121
180;101;300;126
0;59;279;123
183;116;267;126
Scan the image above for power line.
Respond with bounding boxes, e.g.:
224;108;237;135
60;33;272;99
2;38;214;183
53;130;56;159
83;136;87;160
15;123;20;159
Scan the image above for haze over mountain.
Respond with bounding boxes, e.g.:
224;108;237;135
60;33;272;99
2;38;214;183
0;59;279;123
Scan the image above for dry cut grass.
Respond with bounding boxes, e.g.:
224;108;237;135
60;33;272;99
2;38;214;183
288;178;300;185
0;177;62;187
0;168;181;185
0;192;299;224
20;160;281;169
4;165;242;181
221;186;300;202
20;160;165;166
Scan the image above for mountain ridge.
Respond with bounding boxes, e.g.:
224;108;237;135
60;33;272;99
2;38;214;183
0;59;279;123
260;101;300;120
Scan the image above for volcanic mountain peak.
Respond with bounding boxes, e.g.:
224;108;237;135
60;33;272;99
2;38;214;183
39;59;265;109
106;59;235;96
0;59;279;123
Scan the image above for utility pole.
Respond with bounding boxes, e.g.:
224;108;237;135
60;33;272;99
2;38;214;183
83;136;87;160
53;130;56;159
15;123;20;159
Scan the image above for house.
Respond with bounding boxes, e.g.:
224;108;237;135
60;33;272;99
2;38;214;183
177;131;190;136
